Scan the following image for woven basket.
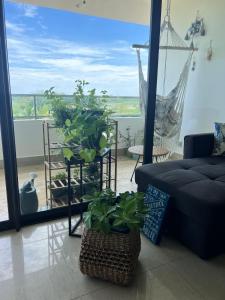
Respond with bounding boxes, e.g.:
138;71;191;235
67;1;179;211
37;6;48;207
79;229;141;285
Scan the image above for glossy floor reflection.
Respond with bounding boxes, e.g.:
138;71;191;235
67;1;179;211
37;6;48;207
1;218;225;300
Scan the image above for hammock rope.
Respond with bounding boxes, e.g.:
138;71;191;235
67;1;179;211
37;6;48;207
135;0;195;145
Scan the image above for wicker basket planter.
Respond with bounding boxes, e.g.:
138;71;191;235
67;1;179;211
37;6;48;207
79;229;141;285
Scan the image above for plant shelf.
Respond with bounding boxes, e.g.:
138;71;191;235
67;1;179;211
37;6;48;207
42;120;118;211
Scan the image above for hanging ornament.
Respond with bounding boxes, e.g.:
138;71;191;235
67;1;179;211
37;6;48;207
206;40;213;61
185;11;206;41
192;60;196;71
75;0;86;8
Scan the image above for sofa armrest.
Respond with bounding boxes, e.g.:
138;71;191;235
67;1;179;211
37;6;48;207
183;133;214;159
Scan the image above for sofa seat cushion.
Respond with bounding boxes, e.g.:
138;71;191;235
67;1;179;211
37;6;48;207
135;156;225;228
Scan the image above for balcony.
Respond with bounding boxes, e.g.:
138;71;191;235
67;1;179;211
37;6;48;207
0;156;138;221
0;94;146;221
12;94;142;119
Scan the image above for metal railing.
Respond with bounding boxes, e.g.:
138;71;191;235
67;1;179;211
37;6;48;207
12;94;141;120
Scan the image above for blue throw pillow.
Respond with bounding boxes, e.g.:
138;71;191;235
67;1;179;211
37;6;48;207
213;122;225;156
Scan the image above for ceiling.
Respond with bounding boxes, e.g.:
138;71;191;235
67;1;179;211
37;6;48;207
12;0;150;25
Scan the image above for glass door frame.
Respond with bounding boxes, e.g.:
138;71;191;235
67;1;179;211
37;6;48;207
143;0;162;165
0;0;162;231
0;0;21;231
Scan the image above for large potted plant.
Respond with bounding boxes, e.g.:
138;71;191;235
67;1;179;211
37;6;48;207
79;189;148;285
45;80;114;199
45;80;113;163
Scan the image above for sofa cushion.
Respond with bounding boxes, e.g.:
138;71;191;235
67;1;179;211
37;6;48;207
135;156;225;228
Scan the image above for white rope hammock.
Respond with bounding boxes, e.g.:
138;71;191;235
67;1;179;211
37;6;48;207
134;0;197;144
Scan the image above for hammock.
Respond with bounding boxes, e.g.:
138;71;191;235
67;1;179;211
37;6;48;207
154;53;193;138
134;0;196;141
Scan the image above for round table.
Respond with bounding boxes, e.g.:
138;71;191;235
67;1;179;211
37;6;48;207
128;145;169;181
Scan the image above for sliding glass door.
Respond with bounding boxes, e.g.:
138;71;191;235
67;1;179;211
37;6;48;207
3;0;154;225
0;0;162;230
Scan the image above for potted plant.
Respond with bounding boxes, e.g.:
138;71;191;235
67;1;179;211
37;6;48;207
79;189;148;285
50;172;68;202
45;80;114;163
50;166;99;201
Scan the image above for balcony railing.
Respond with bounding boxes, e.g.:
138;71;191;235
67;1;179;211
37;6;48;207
12;94;141;120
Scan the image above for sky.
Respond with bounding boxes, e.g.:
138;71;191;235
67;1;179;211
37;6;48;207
4;0;149;96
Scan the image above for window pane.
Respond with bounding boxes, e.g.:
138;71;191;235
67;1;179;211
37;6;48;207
5;0;150;217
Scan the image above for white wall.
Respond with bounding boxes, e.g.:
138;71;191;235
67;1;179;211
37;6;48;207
0;117;145;160
160;0;225;141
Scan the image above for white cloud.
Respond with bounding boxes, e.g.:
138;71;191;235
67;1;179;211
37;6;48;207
7;1;38;18
5;21;25;33
6;23;148;96
23;5;38;18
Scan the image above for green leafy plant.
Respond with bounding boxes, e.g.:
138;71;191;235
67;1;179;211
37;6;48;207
83;189;148;234
50;172;68;200
44;88;71;128
52;172;67;181
45;80;113;163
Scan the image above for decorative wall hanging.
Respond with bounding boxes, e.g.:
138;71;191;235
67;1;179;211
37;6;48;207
185;11;206;42
184;11;207;72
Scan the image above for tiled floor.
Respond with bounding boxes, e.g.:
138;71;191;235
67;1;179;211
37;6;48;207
1;155;225;299
1;218;225;300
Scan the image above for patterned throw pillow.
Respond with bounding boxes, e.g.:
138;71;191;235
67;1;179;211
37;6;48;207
213;122;225;156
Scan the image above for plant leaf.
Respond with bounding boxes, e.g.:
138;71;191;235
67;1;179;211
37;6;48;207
83;212;92;229
79;148;96;163
63;148;74;161
99;132;108;149
113;219;124;227
65;119;72;127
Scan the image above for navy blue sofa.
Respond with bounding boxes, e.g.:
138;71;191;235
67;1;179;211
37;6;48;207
135;133;225;259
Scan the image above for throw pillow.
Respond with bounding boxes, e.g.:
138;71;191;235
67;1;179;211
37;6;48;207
213;122;225;155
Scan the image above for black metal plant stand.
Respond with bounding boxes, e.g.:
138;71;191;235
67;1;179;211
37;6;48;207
43;121;118;209
67;149;112;237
